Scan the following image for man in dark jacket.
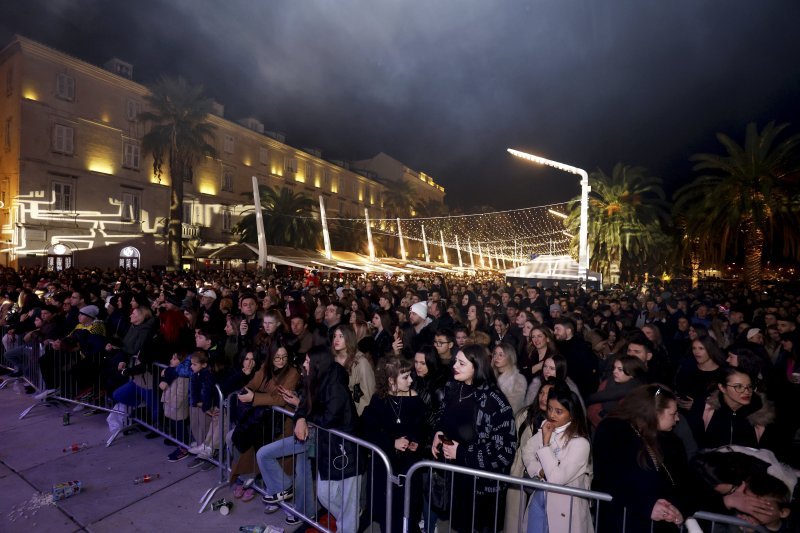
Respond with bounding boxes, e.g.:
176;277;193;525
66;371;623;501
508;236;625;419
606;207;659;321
553;317;598;397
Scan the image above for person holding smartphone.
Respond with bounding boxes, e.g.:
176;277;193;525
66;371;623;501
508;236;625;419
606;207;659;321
431;344;517;532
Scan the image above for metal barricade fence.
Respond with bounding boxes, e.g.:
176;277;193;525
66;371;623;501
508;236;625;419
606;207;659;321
403;459;613;533
215;394;394;533
691;511;768;532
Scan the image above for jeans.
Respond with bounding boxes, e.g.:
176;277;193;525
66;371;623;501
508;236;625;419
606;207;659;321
2;345;29;371
527;490;548;533
317;474;362;533
256;435;314;517
112;381;158;423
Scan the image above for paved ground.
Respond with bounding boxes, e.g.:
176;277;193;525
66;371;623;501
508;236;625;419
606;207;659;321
0;384;296;533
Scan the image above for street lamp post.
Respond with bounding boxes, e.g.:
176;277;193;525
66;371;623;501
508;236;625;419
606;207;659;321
507;148;590;282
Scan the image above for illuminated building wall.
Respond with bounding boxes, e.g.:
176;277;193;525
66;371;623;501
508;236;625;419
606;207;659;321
0;35;399;269
352;152;446;206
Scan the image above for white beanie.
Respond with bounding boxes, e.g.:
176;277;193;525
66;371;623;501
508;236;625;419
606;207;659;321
410;301;428;320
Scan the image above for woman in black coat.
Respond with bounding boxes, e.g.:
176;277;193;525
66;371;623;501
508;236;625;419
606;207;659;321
361;356;426;533
431;344;517;532
593;384;692;532
412;344;447;445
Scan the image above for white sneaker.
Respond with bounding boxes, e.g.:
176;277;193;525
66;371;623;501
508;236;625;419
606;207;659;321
188;443;211;456
34;388;57;401
197;446;215;460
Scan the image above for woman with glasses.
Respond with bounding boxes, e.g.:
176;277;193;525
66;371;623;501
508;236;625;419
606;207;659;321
232;345;300;502
687;366;779;453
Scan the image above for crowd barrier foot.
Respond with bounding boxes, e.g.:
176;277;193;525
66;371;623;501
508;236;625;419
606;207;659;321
106;422;136;447
19;392;60;420
0;376;19;390
198;481;227;513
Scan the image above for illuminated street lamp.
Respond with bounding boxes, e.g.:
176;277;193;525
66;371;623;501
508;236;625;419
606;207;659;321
508;148;590;282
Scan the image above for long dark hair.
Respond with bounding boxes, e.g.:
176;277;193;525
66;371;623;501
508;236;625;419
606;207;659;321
520;377;558;438
459;344;495;387
547;382;590;443
413;345;441;380
301;346;335;414
609;383;677;468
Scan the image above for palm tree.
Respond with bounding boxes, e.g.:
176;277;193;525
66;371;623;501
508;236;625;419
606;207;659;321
140;76;217;270
674;121;800;289
233;186;320;249
381;179;416;218
566;163;670;284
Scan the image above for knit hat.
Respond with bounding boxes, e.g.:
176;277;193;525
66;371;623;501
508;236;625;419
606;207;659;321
746;328;761;341
549;303;561;313
79;305;99;319
410;301;428;320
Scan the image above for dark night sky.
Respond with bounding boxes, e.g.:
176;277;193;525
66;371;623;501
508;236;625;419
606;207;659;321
3;0;800;210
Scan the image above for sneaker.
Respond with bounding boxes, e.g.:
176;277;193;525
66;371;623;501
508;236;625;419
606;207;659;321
241;488;256;502
264;504;281;514
262;487;293;504
285;514;301;525
34;388;57;401
200;460;216;472
197;447;216;461
187;443;211;455
187;457;205;469
167;447;189;462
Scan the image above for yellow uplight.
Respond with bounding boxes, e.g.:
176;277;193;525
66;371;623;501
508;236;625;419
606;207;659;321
88;159;114;174
199;183;217;195
23;89;39;101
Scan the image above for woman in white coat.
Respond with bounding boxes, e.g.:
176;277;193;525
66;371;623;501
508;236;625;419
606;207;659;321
522;383;593;533
493;342;528;414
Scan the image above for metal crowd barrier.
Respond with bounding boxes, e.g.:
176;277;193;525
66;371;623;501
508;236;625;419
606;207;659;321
691;511;768;532
215;395;394;533
0;337;782;532
404;459;613;533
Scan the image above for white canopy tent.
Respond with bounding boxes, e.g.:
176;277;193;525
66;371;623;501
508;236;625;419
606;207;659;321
504;255;602;289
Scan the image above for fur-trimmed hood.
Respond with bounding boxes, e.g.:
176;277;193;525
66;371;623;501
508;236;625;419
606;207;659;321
706;390;776;427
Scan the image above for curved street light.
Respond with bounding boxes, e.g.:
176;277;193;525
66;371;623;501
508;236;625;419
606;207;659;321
507;148;590;282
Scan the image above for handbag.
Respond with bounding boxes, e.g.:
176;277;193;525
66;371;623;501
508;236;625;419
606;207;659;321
422;468;452;514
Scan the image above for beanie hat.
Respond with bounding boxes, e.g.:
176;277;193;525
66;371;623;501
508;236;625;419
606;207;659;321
410;301;428;320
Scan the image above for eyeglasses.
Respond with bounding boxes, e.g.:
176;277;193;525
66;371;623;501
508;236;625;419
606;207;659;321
273;355;289;361
726;384;754;393
433;340;451;346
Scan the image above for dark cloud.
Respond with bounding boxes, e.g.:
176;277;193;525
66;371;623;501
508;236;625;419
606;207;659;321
3;0;799;208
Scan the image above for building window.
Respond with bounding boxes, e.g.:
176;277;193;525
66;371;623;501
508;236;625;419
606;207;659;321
56;73;75;101
222;209;232;232
119;246;140;269
126;99;141;121
306;162;314;181
121;191;140;222
285;157;297;174
5;67;12;97
223;134;235;154
52;181;73;212
47;243;73;271
259;147;269;165
221;166;234;192
4;117;10;152
123;141;140;169
182;202;193;224
53;124;74;154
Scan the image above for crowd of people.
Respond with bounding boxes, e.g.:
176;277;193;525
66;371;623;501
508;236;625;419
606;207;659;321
0;264;799;532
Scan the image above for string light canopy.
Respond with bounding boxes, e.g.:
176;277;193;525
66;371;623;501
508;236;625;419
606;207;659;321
322;202;573;264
